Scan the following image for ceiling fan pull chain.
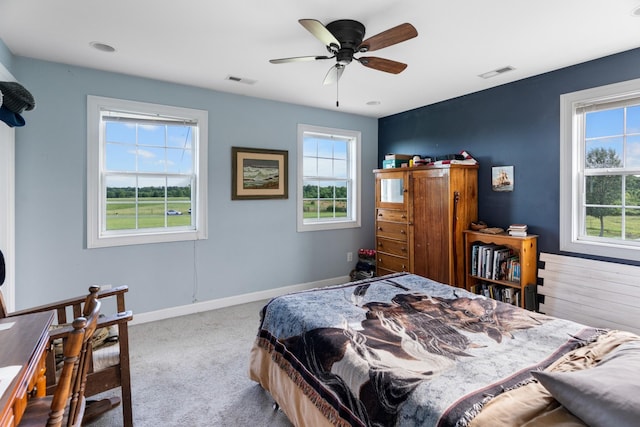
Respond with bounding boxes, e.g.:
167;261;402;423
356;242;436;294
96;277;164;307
336;78;339;107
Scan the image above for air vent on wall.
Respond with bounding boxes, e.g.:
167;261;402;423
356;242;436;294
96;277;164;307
225;75;257;85
478;66;515;79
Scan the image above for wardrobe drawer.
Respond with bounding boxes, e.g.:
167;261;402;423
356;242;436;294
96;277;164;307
376;253;409;273
376;209;408;223
376;238;409;257
375;221;408;241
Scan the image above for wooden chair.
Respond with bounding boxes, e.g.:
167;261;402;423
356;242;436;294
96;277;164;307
0;285;133;426
18;293;101;427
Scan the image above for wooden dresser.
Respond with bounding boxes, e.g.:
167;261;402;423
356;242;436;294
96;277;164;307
0;311;54;427
375;170;411;275
374;164;478;287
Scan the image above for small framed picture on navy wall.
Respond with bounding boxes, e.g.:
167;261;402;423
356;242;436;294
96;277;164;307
492;166;514;192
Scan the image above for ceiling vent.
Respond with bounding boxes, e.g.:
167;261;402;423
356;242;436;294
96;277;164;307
478;66;515;79
225;75;257;85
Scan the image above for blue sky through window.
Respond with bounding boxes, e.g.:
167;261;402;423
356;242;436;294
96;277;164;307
585;105;640;169
105;121;194;176
303;135;348;182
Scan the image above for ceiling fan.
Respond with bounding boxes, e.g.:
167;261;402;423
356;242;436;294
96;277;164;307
270;19;418;85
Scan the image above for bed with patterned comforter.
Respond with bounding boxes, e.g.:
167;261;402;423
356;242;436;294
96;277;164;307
249;273;640;427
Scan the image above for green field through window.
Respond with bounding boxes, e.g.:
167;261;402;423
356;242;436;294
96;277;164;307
106;197;191;230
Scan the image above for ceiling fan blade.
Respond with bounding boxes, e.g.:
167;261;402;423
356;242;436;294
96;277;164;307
357;57;408;74
270;55;332;64
323;65;345;85
299;19;341;51
358;23;418;52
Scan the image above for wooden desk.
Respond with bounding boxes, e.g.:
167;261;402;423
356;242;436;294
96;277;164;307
0;311;54;427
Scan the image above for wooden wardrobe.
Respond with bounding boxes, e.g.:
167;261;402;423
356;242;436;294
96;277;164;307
374;164;478;288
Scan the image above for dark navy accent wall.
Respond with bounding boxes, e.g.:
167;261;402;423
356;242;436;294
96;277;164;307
379;47;640;265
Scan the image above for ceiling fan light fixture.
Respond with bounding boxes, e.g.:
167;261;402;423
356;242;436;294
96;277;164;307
632;5;640;16
270;18;417;88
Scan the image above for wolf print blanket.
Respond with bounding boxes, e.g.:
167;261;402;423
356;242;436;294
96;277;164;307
252;273;601;427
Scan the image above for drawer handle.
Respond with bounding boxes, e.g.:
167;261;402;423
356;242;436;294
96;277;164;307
400;230;406;234
401;215;407;219
378;227;383;231
378;213;383;217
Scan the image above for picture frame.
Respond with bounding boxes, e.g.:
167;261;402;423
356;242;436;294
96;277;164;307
492;165;514;192
231;147;288;200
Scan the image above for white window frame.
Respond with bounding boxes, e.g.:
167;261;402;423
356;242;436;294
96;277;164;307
87;96;208;248
560;77;640;261
297;124;361;232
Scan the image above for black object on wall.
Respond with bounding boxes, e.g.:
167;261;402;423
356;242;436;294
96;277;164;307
0;249;5;286
378;47;640;266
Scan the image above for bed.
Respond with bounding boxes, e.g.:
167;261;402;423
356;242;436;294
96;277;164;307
249;272;640;427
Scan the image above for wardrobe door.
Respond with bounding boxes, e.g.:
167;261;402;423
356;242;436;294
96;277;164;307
411;168;451;284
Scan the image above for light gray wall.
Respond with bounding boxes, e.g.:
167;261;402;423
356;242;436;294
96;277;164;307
8;55;377;314
0;40;12;72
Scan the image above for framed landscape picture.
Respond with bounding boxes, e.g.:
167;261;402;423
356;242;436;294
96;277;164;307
232;147;288;200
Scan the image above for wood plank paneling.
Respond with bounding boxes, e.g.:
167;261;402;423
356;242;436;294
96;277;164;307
538;252;640;335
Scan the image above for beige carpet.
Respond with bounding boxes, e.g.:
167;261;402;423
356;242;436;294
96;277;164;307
84;299;293;427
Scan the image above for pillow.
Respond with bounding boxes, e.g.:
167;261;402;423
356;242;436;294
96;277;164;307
531;340;640;427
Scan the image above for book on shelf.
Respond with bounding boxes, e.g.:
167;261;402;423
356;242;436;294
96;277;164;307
384;153;414;160
472;243;500;279
508;224;528;230
507;223;528;237
507;257;521;282
502;287;513;305
470;244;480;276
481;244;499;279
493;247;514;280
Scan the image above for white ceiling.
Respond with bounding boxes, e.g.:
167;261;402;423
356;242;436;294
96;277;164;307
1;1;640;118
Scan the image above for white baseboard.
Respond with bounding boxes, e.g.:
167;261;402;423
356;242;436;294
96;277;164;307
131;275;351;325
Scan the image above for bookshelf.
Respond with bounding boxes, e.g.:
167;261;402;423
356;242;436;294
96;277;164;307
463;230;538;309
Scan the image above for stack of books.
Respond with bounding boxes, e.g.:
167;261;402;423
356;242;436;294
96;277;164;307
508;224;528;237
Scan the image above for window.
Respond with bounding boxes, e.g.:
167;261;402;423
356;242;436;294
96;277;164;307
87;96;208;248
560;78;640;261
297;124;361;232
